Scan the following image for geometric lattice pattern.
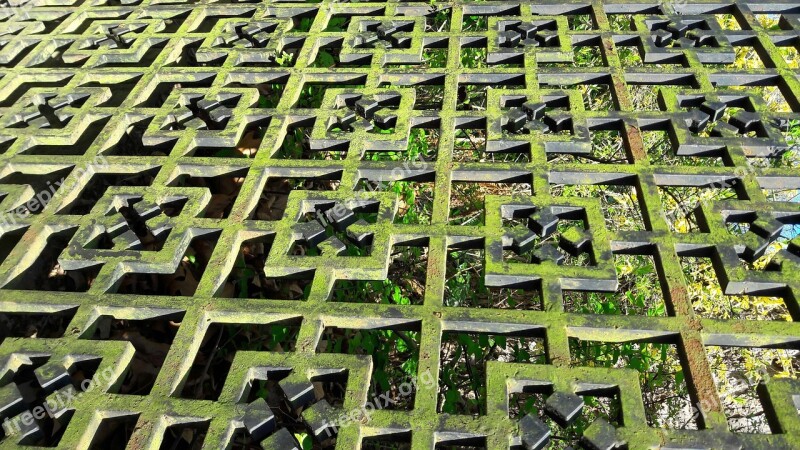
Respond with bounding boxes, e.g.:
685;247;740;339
0;0;799;449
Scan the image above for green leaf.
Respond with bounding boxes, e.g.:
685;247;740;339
401;358;418;377
294;433;313;450
374;370;390;392
396;336;408;353
443;389;460;413
315;50;336;68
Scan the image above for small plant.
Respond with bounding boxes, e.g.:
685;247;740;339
460;47;486;68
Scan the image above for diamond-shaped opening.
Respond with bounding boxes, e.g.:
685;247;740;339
549;128;628;164
453;127;490;162
170;168;248;218
658;185;740;233
170;40;204;67
642;129;725;166
219;235;313;300
3;228;101;292
439;330;546;415
569;338;698;430
159;421;209;450
114;232;219;296
87;414;140;450
250;174;341;220
445;246;543;310
324;14;352;32
680;256;792;321
363;127;439;161
275;124;346;160
56;167;161;215
0;308;77;343
362;430;411;450
546;82;613;111
628;85;663;111
313;46;353;68
457;85;491;111
510;387;622;449
331;244;428;305
573;45;603;67
318;324;420;410
422;46;448;68
180;319;302;400
460;44;487;69
87;311;185;395
705;344;800;434
449;176;532;226
414;85;444;110
731;46;766;69
616;45;644;68
253;82;287;109
564;254;667;316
